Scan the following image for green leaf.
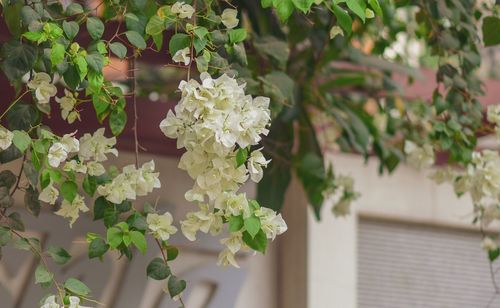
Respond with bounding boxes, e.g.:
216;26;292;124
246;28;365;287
24;186;40;216
244;215;261;238
74;55;88;80
23;31;45;43
63;21;79;40
64;278;91;296
489;248;500;261
346;0;365;22
47;245;71;265
145;15;166;36
12;130;31;152
0;40;36;82
331;4;352;35
168;275;186;298
109;108;127;136
275;0;294;22
168;33;190;56
147;257;171;280
35;264;53;285
66;3;84;15
83;175;97;197
107;227;123;248
94;197;108;220
291;0;314;13
109;42;127;59
88;238;109;259
60;180;77;202
253;36;290;70
242;229;268;253
166;246;179;261
0;170;16;189
50;43;65;66
0;227;12;246
87;17;104;40
125;31;146;49
228;215;244;232
7;102;41;131
483;16;500;47
228;29;247;44
261;0;273;8
130;231;147;254
104;205;118;227
368;0;382;19
85;53;104;72
235;148;248;167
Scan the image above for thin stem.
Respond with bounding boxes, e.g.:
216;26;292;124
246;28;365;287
129;56;140;168
0;90;29;120
153;238;186;307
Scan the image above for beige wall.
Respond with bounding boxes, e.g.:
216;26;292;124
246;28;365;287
307;153;476;308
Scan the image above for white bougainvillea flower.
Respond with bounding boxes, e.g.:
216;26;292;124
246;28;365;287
255;207;287;240
220;232;243;254
55;194;89;227
221;8;239;29
217;248;239;268
56;90;81;123
147;212;178;241
68;296;93;308
247;149;270;183
0;126;13;150
86;161;105;176
214;192;250;218
404;140;435;170
40;295;60;308
27;72;57;104
180;204;223;241
38;183;59;205
63;160;87;174
60;132;80;153
171;1;195;19
487;104;500;126
78;128;118;162
172;47;191;66
481;237;498;252
48;142;69;168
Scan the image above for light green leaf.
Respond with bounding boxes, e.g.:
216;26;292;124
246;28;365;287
50;43;65;66
275;0;294;22
242;230;268;253
368;0;382;19
228;215;244;232
228;29;247;44
168;33;190;56
60;180;77;202
35;264;53;285
145;15;165;36
346;0;365;22
244;215;261;238
107;227;123;248
12;130;31;152
235;147;248;167
331;4;352;35
130;231;147;254
291;0;314;13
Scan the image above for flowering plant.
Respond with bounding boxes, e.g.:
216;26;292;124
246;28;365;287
0;0;498;306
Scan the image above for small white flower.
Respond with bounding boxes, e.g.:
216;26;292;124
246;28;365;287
78;128;118;162
171;2;195;19
220;232;242;254
27;72;57;104
487;104;500;126
86;161;105;176
482;237;498;252
0;126;13;150
55;194;89;227
404;140;434;170
48;143;68;167
63;160;87;174
56;89;79;123
255;207;287;240
40;295;60;308
172;47;191;66
221;8;239;29
217;249;239;268
147;212;178;241
247;149;270;183
38;183;59;205
60;132;80;153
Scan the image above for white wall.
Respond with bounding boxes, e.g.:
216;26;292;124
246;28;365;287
307;153;476;308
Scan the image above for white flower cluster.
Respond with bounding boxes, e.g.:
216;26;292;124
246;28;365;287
487;104;500;140
0;126;13;150
97;160;161;204
55;89;80;124
39;129;118;225
171;1;195;19
160;73;286;267
324;175;360;217
147;212;178;241
27;72;57;105
404;140;435;170
41;295;92;308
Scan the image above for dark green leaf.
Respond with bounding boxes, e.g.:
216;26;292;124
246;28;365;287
168;275;186;298
63;21;79;40
109;42;127;59
47;245;71;265
228;215;244;232
64;278;91;296
125;31;146;49
168;33;190;56
147;257;171;280
0;170;16;189
88;238;109;259
242;229;268;253
331;4;353;35
166;246;179;261
1;40;36;82
12;130;31;152
87;17;104;40
85;53;104;72
24;186;40;216
60;180;77;202
483;16;500;47
109;108;127;136
35;264;53;285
